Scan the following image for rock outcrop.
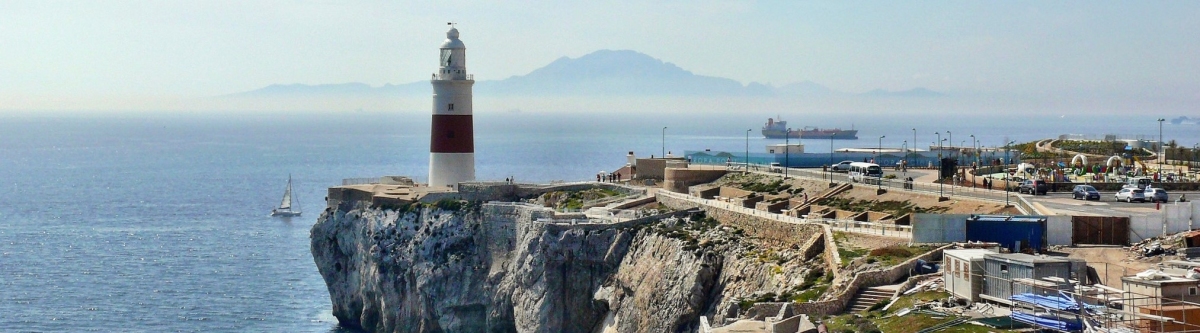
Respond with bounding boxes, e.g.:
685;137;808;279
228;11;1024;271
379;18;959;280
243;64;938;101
311;198;825;333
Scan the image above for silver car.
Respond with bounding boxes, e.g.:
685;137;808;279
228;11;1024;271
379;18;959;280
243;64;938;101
1115;188;1146;203
1145;188;1169;203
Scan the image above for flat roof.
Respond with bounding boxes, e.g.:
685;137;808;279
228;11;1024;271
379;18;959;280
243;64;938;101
984;253;1072;264
944;249;997;260
1123;275;1198;286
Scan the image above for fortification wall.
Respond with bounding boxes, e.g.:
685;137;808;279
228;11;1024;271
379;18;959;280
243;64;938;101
664;168;727;193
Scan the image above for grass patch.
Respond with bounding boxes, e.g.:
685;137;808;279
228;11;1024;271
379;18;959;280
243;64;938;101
820;290;1024;333
867;244;934;267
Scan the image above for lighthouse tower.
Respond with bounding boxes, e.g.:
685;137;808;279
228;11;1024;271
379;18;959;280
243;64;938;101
428;25;475;189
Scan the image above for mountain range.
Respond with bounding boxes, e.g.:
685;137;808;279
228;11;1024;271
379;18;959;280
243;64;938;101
226;50;941;99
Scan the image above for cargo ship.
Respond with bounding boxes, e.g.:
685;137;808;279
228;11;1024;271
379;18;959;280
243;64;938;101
762;117;858;139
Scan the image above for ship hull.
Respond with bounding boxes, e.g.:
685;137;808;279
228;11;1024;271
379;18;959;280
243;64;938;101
762;129;858;140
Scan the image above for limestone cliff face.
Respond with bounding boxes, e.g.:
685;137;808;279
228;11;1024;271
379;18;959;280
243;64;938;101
310;201;821;333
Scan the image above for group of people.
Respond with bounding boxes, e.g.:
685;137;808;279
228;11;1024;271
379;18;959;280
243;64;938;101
597;172;622;183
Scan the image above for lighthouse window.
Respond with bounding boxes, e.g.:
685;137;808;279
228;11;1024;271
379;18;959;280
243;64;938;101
448;103;454;111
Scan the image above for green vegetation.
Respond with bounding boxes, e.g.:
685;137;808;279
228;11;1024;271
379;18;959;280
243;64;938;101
868;244;934;266
820;290;1023;333
816;197;948;216
541;188;623;211
782;269;833;302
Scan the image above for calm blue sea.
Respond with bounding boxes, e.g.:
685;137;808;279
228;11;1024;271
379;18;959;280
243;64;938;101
0;110;1195;332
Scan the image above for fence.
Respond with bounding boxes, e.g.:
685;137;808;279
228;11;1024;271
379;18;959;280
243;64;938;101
738;164;1018;206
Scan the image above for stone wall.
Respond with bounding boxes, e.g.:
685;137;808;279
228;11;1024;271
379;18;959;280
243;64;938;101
664;168;727;193
699;202;825;248
635;158;669;180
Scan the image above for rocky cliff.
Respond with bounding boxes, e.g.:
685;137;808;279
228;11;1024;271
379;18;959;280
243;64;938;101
310;199;825;333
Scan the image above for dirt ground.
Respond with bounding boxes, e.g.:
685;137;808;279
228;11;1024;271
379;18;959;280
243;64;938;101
1052;246;1156;287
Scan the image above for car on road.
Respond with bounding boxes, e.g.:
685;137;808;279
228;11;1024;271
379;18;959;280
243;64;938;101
1115;188;1146;203
1145;188;1169;203
769;162;782;173
1072;185;1100;200
1018;179;1048;195
831;161;854;172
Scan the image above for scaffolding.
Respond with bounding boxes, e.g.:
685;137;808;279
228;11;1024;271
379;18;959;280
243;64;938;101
996;275;1200;333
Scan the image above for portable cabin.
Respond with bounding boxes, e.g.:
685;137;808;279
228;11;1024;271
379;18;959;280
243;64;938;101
943;249;997;302
966;215;1047;253
980;253;1077;304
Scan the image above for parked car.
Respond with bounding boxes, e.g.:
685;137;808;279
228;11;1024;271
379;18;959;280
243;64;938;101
1018;180;1048;195
1145;188;1169;203
831;160;854;172
1072;185;1100;200
769;162;782;173
1115;188;1146;203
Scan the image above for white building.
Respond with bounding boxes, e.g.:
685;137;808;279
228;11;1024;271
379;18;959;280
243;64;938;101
943;249;996;302
428;25;476;189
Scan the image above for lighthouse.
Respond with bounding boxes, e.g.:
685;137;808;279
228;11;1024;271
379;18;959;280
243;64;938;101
428;25;475;189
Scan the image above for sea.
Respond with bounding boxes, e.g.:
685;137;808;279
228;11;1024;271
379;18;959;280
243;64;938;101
1;110;1196;332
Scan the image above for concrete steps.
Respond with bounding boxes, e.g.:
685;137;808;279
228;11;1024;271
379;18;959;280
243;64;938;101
845;286;896;312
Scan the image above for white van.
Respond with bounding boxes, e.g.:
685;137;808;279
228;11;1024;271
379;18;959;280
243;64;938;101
848;162;883;184
769;162;782;173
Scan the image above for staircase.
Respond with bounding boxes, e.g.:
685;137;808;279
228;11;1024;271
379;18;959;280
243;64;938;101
845;286;897;312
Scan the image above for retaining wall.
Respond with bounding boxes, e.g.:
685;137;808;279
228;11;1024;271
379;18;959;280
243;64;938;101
791;244;952;316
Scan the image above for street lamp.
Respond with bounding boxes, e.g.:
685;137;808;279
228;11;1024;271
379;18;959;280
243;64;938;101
829;135;834;183
745;129;751;172
970;135;977;188
785;128;791;179
931;131;940;197
662;126;667;158
878;135;885;190
912;128;917;171
1158;118;1165;176
1005;140;1015;207
947;131;953;160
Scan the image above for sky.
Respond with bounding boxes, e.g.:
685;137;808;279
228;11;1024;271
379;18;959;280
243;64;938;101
1;1;1197;113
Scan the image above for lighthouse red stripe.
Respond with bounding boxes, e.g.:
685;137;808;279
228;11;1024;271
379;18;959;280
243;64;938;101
430;114;474;153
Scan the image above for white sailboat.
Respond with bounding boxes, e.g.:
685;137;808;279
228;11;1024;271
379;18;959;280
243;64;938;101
271;175;302;217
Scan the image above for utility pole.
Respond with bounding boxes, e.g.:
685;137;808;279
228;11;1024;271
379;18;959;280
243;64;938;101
662;126;668;158
745;129;751;173
878;135;885;190
1158;118;1165;176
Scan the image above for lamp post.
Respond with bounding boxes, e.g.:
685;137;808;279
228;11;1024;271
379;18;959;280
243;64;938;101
1005;140;1015;207
935;132;942;197
1158;118;1165;176
878;135;885;190
785;128;791;179
662;126;667;158
947;131;953;160
911;128;917;167
829;135;834;183
745;129;751;172
971;135;977;188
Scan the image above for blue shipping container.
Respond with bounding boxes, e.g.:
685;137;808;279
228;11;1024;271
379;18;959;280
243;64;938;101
965;215;1046;253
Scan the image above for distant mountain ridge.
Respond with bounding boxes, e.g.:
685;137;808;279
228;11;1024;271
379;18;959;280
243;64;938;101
227;50;941;98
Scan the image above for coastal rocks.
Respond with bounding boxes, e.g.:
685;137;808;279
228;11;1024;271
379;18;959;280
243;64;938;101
310;201;825;333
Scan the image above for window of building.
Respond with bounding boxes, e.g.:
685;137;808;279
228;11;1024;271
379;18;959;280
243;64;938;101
1000;264;1008;274
448;103;454;111
1190;287;1197;296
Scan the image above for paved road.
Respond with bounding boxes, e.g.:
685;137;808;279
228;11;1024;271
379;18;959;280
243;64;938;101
775;166;1195;217
1021;191;1197;217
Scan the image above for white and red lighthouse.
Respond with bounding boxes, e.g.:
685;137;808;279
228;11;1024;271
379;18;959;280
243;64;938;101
428;25;475;189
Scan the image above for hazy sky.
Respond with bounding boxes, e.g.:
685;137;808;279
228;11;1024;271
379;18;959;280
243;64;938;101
2;1;1197;111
